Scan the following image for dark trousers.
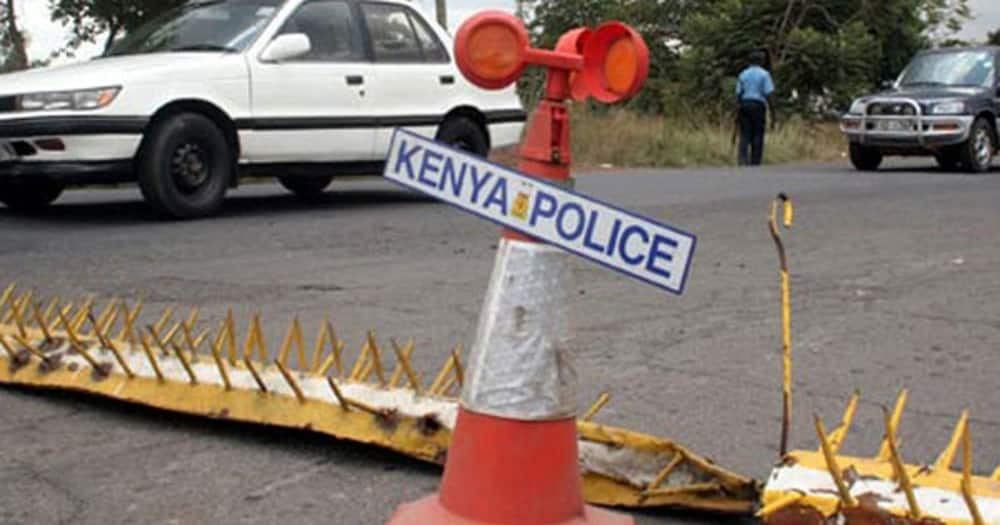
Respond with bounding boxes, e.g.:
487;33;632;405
738;100;767;166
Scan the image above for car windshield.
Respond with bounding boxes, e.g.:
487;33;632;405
106;0;284;57
898;50;996;88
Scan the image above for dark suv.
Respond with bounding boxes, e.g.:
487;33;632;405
841;46;998;173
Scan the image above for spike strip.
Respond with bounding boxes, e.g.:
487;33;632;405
0;294;758;514
761;393;1000;525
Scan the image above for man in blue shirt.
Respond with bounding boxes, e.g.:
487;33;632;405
736;51;775;166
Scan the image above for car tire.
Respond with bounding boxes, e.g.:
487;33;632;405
137;113;232;219
436;116;489;157
278;175;334;198
958;117;994;174
0;180;64;212
849;143;883;171
935;146;963;171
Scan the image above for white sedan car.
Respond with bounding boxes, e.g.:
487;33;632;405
0;0;525;218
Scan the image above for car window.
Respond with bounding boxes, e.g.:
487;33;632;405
277;0;365;62
361;3;423;63
409;11;449;63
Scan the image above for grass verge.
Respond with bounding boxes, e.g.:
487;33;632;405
494;107;847;170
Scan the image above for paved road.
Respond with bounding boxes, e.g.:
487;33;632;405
1;160;998;525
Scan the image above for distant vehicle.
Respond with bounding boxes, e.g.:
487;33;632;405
0;0;525;218
841;46;998;173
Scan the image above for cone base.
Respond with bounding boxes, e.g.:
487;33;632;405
387;495;634;525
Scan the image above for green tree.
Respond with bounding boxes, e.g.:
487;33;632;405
987;29;1000;46
1;0;29;72
49;0;185;56
678;0;970;117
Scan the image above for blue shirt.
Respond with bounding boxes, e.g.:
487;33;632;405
736;65;775;103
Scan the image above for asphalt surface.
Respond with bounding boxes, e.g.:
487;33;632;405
1;159;998;525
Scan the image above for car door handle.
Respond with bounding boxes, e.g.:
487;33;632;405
440;75;455;85
345;75;364;86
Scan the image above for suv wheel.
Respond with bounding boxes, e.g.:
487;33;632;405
849;143;883;171
279;175;334;199
959;117;994;174
0;180;64;212
137;113;232;219
436;116;489;157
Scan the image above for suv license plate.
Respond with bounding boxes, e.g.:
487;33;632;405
878;120;914;132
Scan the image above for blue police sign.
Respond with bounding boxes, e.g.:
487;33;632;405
383;129;697;295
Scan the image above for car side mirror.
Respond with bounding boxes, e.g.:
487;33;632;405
260;33;311;63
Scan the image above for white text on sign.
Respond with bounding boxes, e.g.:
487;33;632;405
383;129;697;294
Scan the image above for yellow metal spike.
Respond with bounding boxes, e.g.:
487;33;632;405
251;314;267;362
389;338;418;390
191;327;210;351
169;342;198;385
366;331;387;387
311;318;334;373
70;295;94;333
180;323;199;357
756;493;806;518
0;283;15;314
244;357;268;393
153;306;175;334
90;314;132;379
814;414;857;508
876;389;909;461
56;305;87;351
161;322;183;348
428;348;458;396
349;340;371;381
934;410;970;472
117;300;143;343
90;299;119;335
12;334;48;362
278;318;305;368
140;334;164;381
67;337;103;372
275;360;306;404
646;453;685;492
582;392;611;422
184;308;200;331
326;377;351;411
436;375;457;397
41;296;60;325
242;315;258;360
317;340;345;378
209;334;231;391
882;407;921;519
451;344;464;387
827;390;860;454
4;291;30;325
225;309;237;364
962;426;986;525
358;361;375;383
9;293;28;339
98;305;121;338
992;466;1000;482
31;302;53;342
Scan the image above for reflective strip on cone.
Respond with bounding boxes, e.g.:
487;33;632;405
462;238;578;421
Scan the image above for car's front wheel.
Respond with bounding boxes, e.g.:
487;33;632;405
959;117;994;174
279;175;334;199
0;180;64;212
137;113;232;219
849;143;883;171
436;116;489;157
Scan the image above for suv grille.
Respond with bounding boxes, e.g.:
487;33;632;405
0;96;16;113
867;102;918;116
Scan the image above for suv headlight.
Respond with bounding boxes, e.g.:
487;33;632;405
848;99;866;115
17;87;121;111
929;101;966;115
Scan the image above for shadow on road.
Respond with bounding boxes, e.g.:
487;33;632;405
0;186;436;226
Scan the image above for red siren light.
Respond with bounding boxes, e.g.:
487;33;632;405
454;11;531;90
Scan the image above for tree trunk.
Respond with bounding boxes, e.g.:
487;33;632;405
3;0;28;71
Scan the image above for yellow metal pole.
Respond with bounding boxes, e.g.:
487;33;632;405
769;193;794;457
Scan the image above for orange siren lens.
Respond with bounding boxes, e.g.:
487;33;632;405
604;38;638;95
467;24;522;81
